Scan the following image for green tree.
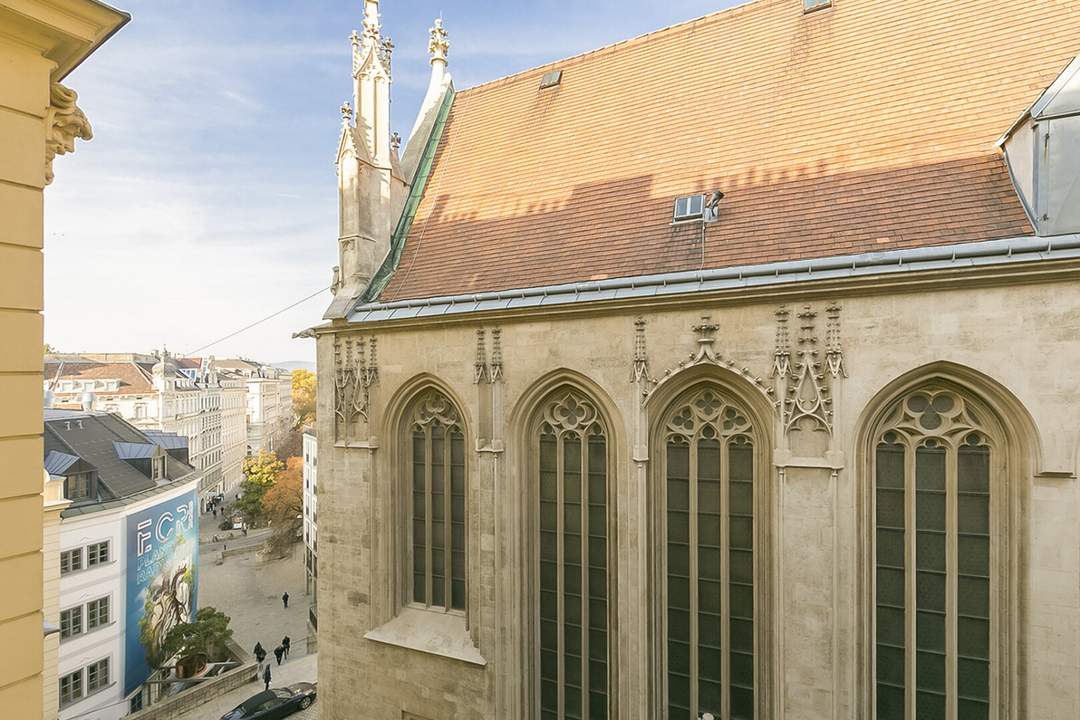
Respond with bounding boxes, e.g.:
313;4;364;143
291;369;316;429
237;451;283;525
160;607;234;666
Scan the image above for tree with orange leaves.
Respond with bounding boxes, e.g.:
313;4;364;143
263;456;304;555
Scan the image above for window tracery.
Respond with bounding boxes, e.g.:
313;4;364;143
535;390;610;720
661;386;757;720
407;389;466;612
872;388;996;720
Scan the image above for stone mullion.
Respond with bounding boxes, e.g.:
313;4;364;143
444;427;454;612
581;433;591;720
425;424;433;608
946;444;958;720
720;434;731;719
904;441;916;720
406;433;415;606
557;432;566;720
689;436;700;720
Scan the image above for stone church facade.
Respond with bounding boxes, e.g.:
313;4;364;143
312;1;1080;718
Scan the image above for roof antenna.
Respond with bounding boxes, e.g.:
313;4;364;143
703;190;725;223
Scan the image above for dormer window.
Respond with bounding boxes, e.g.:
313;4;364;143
1000;55;1080;237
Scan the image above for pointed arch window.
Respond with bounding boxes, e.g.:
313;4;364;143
662;386;757;720
534;391;611;720
873;389;996;720
407;390;466;612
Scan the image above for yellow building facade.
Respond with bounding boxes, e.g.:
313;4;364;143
0;1;127;717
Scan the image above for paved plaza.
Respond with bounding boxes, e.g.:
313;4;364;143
198;534;314;660
175;531;319;719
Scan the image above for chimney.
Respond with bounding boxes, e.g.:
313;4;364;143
81;391;95;412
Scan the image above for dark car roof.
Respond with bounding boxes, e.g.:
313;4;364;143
239;690;276;712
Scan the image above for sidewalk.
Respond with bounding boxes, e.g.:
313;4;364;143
172;653;318;720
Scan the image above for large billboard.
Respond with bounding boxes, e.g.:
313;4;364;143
124;489;199;696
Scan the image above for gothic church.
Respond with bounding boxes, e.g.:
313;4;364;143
313;1;1080;718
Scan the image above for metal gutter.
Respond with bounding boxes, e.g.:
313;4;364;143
347;234;1080;323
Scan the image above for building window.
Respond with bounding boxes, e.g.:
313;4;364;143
673;194;705;222
60;669;83;707
87;597;110;630
60;606;82;640
534;390;610;719
60;548;83;575
86;658;110;693
87;541;110;567
64;473;90;501
407;390;467;611
662;386;757;720
873;389;995;719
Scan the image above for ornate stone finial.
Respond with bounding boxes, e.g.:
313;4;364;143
390;132;402;152
772;305;791;378
350;29;361;71
825;303;848;379
379;36;395;69
631;317;651;384
362;2;381;42
693;315;720;351
429;17;450;63
340;101;353;124
45;83;93;186
490;328;503;382
474;329;488;384
366;336;379;387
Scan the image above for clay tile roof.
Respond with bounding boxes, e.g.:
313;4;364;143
379;0;1080;303
49;361;153;396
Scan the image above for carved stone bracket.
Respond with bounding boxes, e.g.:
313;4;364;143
474;328;503;384
773;303;847;436
45;83;93;186
642;315;775;406
334;334;379;443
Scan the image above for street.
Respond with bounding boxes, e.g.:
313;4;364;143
172;653;318;720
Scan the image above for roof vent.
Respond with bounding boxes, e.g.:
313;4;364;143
540;70;562;89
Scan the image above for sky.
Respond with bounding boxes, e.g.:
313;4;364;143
46;0;738;364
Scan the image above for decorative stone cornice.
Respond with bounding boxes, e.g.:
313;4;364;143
45;82;92;186
429;18;450;64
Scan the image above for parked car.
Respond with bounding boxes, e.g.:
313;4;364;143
220;683;316;719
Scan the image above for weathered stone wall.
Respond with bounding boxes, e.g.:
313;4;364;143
316;275;1080;719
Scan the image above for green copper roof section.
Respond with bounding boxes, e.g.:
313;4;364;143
360;87;456;304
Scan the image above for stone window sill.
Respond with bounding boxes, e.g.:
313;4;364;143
364;606;486;667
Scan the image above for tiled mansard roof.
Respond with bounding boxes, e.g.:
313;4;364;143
377;0;1080;303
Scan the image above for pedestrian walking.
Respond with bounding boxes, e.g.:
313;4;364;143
254;642;266;667
262;664;272;691
273;644;284;665
282;635;291;660
282;591;290;609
